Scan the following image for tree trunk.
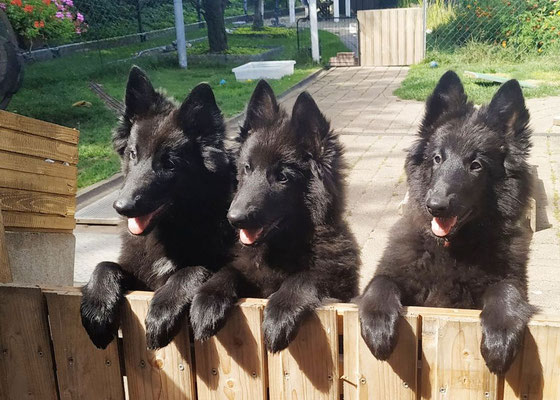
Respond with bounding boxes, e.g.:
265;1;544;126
201;0;228;52
253;0;264;30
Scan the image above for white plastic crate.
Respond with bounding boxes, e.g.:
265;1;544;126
232;61;296;81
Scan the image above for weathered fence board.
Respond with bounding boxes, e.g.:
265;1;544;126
1;285;560;399
0;286;58;399
0;110;79;144
0;212;12;283
0;110;78;233
44;290;125;400
268;306;339;400
120;292;196;400
358;8;424;66
194;299;267;400
504;316;560;399
343;308;419;400
421;310;500;400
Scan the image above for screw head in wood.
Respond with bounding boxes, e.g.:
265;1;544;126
140;360;146;368
402;382;409;389
211;368;218;375
360;377;366;385
179;364;185;371
439;387;446;394
105;359;111;367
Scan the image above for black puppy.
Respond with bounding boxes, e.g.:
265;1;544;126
80;66;235;350
359;71;536;374
189;80;361;352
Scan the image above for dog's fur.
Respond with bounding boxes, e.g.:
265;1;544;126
359;71;536;374
189;80;360;352
80;66;235;350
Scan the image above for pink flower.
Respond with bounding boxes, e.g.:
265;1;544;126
55;11;64;18
0;3;6;9
75;27;81;34
65;11;71;18
77;12;84;22
64;0;73;5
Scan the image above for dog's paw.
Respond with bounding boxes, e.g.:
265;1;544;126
80;296;120;349
190;290;234;341
359;309;399;360
481;318;524;374
262;303;307;353
145;297;187;350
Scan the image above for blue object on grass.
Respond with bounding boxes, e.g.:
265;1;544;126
219;79;227;86
429;61;439;68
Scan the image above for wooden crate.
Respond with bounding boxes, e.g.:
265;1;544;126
358;8;424;66
0;284;559;400
0;110;79;233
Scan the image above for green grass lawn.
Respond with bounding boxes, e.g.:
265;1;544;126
395;44;560;104
8;29;349;188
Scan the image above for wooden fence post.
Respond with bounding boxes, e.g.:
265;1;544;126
0;211;12;283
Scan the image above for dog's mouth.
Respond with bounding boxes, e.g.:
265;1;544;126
431;216;458;237
430;210;473;238
127;205;166;235
238;219;282;246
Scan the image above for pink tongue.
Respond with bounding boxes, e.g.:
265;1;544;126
239;228;264;245
431;216;458;237
128;214;154;235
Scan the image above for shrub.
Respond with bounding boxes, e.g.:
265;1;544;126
2;0;87;49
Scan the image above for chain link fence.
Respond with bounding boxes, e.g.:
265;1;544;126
424;0;560;58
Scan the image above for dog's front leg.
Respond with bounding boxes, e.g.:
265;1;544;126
480;281;537;374
262;272;321;353
358;275;402;360
190;266;243;341
145;265;211;349
81;261;134;349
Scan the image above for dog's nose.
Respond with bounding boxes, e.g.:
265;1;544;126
426;196;449;216
113;198;136;215
227;207;248;228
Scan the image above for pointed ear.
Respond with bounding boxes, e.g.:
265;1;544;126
291;91;330;156
241;80;279;138
177;83;223;137
486;79;529;138
421;70;467;134
124;66;158;118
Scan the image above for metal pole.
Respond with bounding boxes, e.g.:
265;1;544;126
274;0;279;25
309;0;320;63
243;0;248;15
334;0;339;22
173;0;187;69
289;0;296;24
261;0;265;19
345;0;350;17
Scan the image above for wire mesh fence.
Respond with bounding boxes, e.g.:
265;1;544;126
424;0;560;58
296;16;359;62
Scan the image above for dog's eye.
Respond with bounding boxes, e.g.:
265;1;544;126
244;163;251;174
470;161;482;171
161;155;175;170
277;172;289;183
129;149;137;161
433;155;442;164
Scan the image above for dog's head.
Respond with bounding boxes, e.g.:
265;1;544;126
112;66;228;235
228;80;345;246
406;70;532;240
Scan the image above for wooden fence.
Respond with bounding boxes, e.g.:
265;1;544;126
0;284;558;399
358;8;425;66
0;109;79;233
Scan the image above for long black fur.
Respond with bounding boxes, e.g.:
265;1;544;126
80;66;235;350
189;80;361;352
359;71;537;375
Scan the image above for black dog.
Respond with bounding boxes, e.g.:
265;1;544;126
80;66;235;350
359;70;536;374
189;80;360;352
